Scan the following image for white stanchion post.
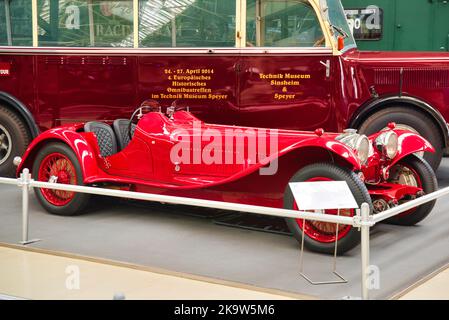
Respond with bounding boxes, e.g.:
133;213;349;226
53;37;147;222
360;202;371;300
20;168;30;243
19;168;40;245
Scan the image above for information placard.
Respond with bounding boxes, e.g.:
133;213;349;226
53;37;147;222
289;181;359;210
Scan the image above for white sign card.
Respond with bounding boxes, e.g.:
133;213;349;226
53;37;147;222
289;181;359;210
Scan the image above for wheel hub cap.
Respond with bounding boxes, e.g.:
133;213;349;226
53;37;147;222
0;124;12;166
38;153;77;206
57;171;70;184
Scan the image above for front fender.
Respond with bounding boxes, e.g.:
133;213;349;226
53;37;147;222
369;130;435;169
17;127;99;181
390;131;435;167
179;135;363;190
258;136;362;172
295;138;362;171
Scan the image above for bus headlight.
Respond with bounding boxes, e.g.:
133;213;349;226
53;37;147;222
376;131;399;159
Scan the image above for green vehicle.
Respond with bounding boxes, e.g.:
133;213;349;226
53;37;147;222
342;0;449;51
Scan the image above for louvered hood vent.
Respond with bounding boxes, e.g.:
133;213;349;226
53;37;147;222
374;68;449;88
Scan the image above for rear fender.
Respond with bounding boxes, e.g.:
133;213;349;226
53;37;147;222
17;128;99;181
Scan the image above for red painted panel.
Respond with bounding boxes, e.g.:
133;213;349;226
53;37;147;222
0;55;36;124
238;54;335;131
137;55;239;124
343;50;449;124
1;47;449;144
35;55;137;129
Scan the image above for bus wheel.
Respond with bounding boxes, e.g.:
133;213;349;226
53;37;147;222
358;107;443;171
0;107;31;177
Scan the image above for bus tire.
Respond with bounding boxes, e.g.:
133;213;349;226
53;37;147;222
0;106;31;177
358;107;443;170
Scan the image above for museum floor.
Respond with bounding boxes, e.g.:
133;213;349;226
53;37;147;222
0;243;447;300
0;244;304;300
2;159;449;300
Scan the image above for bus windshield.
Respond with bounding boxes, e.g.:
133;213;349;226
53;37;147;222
246;0;326;48
322;0;356;50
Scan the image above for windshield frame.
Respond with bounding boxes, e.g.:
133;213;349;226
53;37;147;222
319;0;357;52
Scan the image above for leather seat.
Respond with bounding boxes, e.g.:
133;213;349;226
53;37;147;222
113;119;136;151
84;121;118;157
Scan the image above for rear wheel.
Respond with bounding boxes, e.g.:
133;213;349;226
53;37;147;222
0;106;31;177
284;163;372;255
386;155;437;226
32;143;90;216
358;107;443;170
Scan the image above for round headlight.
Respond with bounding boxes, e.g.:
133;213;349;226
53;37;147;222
355;135;370;165
377;131;398;159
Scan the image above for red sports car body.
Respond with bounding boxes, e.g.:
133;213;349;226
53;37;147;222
16;108;438;254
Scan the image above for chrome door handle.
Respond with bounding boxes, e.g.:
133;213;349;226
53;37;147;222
320;60;331;78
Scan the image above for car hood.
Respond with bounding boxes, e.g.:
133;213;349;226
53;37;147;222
344;49;449;67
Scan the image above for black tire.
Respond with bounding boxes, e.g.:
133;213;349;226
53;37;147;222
358;107;443;170
386;155;437;226
32;143;90;216
0;106;31;177
284;163;372;255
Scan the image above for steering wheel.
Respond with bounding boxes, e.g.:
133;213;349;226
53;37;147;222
164;99;191;119
127;100;161;139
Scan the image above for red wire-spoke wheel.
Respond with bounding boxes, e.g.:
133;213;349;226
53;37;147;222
32;143;90;216
294;177;355;244
38;153;77;206
388;162;422;218
284;163;372;255
385;155;437;226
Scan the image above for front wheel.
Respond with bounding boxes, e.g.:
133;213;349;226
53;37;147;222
284;163;372;255
32;143;90;216
386;155;437;226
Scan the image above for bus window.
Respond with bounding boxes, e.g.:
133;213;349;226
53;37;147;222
138;0;236;47
37;0;134;47
0;0;32;46
246;0;324;47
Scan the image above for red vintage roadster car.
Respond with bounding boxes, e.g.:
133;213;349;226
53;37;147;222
16;104;437;254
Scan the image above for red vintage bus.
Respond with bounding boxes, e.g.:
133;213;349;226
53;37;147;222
0;0;449;176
